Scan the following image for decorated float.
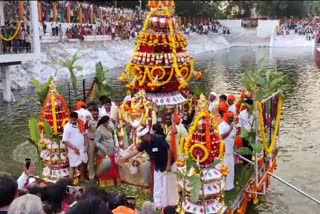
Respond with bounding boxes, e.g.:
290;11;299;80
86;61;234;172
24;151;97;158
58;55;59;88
115;1;287;213
28;81;71;182
117;0;203;187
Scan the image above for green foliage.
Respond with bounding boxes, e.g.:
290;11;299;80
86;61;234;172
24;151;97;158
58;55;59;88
28;118;41;159
242;58;289;101
57;52;83;98
31;76;54;105
255;1;308;18
175;1;223;18
94;61;116;98
239;127;262;155
189;174;202;202
43;120;53;139
28;117;40;144
223;1;254;18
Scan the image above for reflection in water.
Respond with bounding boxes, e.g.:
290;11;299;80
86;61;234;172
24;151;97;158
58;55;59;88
1;47;320;213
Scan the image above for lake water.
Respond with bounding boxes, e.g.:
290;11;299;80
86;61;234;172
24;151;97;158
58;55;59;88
1;47;320;213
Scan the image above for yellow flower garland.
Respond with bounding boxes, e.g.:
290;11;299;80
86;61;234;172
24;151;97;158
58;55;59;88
51;94;58;135
62;118;70;128
189;144;209;163
0;21;21;42
256;96;283;154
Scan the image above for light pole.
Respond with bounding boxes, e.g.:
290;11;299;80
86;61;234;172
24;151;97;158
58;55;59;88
115;0;117;8
139;0;142;11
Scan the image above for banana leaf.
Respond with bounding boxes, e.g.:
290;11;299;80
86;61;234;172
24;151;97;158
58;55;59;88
236;147;253;155
189;174;201;202
28;118;40;144
43;120;53;139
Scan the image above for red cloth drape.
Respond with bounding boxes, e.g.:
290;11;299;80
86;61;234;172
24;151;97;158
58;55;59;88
96;154;120;180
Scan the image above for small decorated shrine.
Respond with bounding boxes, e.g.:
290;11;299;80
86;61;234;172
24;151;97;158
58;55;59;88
39;82;70;181
178;94;227;214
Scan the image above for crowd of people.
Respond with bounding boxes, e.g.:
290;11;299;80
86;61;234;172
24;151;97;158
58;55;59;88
0;89;255;214
276;18;320;41
182;21;231;35
0;170;178;214
38;4;146;40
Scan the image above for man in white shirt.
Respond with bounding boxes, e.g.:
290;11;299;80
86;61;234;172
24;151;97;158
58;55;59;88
62;112;88;182
238;98;255;165
98;96;119;122
218;111;236;191
227;94;237;114
208;91;218;113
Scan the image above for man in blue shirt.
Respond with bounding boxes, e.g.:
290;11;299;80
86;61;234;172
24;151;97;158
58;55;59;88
119;126;173;208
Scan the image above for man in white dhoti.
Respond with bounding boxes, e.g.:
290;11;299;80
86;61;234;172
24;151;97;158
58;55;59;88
218;111;236;191
119;126;174;208
62;112;88;182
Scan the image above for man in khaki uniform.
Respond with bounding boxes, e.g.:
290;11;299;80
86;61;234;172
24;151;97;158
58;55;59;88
87;106;99;181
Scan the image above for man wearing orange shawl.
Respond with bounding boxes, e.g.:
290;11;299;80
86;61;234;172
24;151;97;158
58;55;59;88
218;111;236;191
62;112;88;182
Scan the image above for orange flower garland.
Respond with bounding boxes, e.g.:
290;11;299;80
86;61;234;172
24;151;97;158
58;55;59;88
171;126;178;161
205;111;212;151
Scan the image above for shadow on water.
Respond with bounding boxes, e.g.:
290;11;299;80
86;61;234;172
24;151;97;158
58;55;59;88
1;47;320;213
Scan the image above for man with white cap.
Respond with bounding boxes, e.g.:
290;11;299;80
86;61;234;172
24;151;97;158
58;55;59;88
119;126;173;208
209;91;219;113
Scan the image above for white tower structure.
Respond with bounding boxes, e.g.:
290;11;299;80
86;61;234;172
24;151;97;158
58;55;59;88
0;1;40;102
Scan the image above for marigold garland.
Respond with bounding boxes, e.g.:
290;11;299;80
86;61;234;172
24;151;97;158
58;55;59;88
205;111;212;151
0;21;21;41
189;144;209;163
50;94;58;135
256;96;283;154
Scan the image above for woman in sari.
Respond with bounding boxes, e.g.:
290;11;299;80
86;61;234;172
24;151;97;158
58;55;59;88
94;116;120;187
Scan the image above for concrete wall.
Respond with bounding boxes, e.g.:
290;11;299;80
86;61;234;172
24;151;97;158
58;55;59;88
257;20;279;38
217;20;245;34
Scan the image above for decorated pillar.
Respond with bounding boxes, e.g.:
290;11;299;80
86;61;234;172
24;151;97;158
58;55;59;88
19;1;24;20
38;2;42;22
30;1;40;56
78;4;83;24
0;1;4;26
90;5;94;24
53;2;58;22
66;5;71;23
99;7;103;21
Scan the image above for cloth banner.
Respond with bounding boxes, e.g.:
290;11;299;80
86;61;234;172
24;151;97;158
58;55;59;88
146;91;187;106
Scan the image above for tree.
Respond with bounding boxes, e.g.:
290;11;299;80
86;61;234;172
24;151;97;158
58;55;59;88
223;1;254;18
175;1;223;18
56;52;83;98
255;1;308;18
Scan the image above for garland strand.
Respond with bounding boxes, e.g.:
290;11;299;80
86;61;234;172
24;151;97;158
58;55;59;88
0;21;21;42
256;96;283;154
51;94;58;135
